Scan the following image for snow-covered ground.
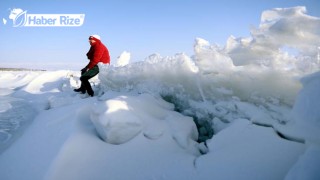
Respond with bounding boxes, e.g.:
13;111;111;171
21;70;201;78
0;6;320;180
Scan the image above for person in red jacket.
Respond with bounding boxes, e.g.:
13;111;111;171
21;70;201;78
74;34;110;97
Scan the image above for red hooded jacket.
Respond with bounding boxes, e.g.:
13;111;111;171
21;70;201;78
86;39;110;69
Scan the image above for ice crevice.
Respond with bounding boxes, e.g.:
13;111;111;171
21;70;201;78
251;121;305;144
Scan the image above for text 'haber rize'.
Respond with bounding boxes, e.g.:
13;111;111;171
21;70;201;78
28;15;81;25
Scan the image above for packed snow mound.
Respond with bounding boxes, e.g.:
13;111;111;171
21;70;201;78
0;71;38;89
22;70;72;94
285;145;320;180
280;71;320;144
91;94;199;152
196;119;305;180
291;71;320;128
91;97;143;144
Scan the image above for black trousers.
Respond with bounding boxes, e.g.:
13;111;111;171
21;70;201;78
79;65;99;96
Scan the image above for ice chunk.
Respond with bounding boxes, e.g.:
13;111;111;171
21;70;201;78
91;99;143;144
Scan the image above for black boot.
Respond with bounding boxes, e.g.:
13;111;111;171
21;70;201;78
88;91;94;97
74;88;86;94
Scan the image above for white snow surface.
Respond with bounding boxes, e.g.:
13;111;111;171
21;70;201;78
0;6;320;180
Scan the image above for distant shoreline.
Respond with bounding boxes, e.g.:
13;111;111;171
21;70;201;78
0;67;46;71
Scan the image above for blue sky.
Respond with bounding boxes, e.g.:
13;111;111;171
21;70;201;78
0;0;319;70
